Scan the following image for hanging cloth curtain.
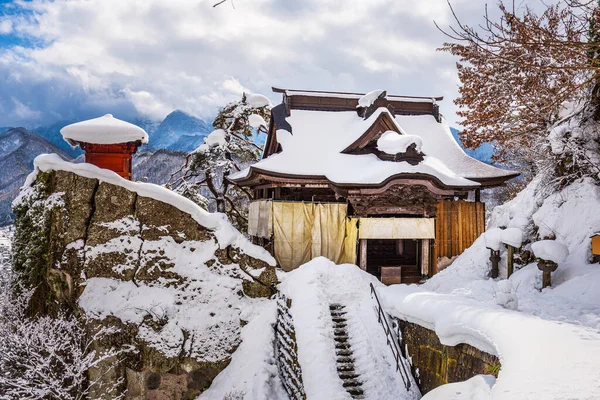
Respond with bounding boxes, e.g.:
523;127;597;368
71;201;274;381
248;200;273;238
312;203;348;264
272;202;314;271
339;217;359;264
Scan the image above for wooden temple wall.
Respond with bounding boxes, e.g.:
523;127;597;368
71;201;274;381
433;200;485;273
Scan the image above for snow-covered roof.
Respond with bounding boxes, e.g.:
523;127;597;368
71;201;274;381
276;88;441;103
60;114;149;146
230;107;518;189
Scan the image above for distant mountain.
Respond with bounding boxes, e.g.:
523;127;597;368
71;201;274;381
133;149;187;185
450;127;494;164
150;110;213;151
34;120;81;158
0;128;72;226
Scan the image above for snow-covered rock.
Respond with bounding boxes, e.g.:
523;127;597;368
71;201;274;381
531;240;569;264
377;131;423;155
12;154;280;396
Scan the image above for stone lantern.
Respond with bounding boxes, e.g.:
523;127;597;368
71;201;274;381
60;114;149;180
536;260;558;289
531;240;569;289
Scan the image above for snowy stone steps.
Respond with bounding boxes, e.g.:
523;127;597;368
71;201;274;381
330;303;365;399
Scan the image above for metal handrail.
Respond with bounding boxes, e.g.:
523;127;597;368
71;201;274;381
370;282;412;391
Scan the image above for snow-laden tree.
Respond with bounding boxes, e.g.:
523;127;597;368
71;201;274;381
0;270;127;400
169;93;270;229
438;1;600;167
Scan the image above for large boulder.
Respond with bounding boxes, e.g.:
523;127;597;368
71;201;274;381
12;158;279;399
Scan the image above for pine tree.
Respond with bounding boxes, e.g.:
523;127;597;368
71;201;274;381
169;93;270;229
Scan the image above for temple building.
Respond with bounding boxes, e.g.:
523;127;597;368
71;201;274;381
228;88;519;284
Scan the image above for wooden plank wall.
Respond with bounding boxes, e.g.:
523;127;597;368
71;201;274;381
433;200;485;274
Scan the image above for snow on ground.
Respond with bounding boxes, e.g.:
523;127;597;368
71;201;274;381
17;154;275;266
378;284;600;400
199;302;287;400
423;375;496;400
278;258;420;400
424;177;600;330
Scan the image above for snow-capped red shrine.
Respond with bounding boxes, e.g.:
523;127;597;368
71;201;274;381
60;114;149;180
229;88;519;283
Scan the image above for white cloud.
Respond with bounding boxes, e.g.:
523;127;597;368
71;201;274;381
11;98;42;122
121;88;173;120
0;19;12;34
0;0;485;126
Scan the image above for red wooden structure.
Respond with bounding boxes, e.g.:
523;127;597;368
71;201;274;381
79;142;140;180
61;114;148;181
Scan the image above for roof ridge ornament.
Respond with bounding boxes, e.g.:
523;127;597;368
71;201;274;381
357;90;387;119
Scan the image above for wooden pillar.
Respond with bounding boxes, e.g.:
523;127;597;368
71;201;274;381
507;245;515;278
475;189;481;203
421;239;430;277
359;239;367;271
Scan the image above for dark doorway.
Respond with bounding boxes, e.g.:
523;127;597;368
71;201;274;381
366;239;421;283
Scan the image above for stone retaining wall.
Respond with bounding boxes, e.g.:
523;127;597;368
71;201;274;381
397;319;500;394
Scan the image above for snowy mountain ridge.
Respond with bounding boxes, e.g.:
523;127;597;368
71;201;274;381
0;127;71;226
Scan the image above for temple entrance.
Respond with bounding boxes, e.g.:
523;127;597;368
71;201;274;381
365;239;421;284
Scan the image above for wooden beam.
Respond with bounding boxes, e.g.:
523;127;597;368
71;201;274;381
507;245;515;278
359;239;368;271
421;239;430;277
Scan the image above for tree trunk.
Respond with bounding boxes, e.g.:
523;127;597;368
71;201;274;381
216;197;226;213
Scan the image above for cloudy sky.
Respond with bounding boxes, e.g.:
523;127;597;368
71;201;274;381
0;0;492;128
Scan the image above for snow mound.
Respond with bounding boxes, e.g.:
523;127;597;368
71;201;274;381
423;375;495;400
248;114;267;128
247;94;270;108
206;129;227;147
531;240;569;264
425;176;600;329
17;154;275;266
501;227;523;248
484;228;503;251
358;89;385;108
484;227;523;251
377;131;423;155
379;284;600;400
278;258;420;400
60;114;149;146
199;302;287;399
